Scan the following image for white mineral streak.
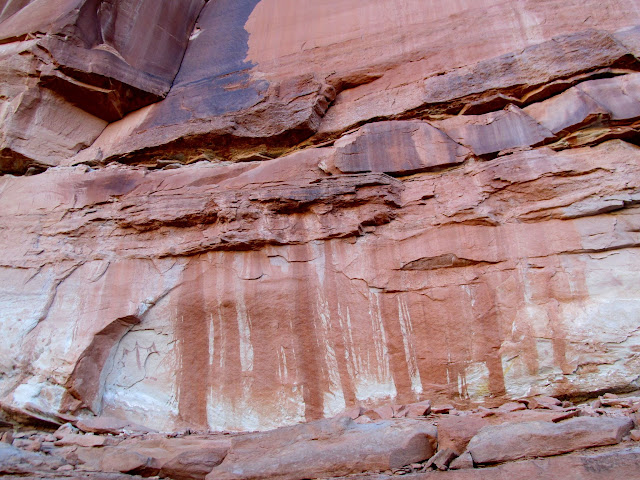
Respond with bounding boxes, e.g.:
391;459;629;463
397;295;423;395
234;274;254;373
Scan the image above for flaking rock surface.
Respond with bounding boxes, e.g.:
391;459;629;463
1;0;640;435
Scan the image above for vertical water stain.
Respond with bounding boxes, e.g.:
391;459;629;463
410;288;460;398
175;257;209;428
236;251;278;414
410;293;448;395
291;253;327;421
495;270;540;377
323;243;357;407
468;280;507;398
211;254;243;422
376;292;415;403
543;256;589;378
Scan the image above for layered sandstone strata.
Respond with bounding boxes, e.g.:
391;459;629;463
0;0;640;435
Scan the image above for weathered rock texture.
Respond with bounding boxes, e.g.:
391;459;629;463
1;0;640;439
2;397;639;479
207;416;437;480
466;416;633;464
0;0;204;173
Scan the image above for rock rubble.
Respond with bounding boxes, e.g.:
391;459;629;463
2;393;640;479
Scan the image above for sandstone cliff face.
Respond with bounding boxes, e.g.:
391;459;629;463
1;0;640;433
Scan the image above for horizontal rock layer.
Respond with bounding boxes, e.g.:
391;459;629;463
2;136;640;431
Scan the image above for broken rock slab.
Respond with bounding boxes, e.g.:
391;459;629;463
76;416;155;435
436;104;556;157
206;416;437;480
367;447;640;479
523;85;608;135
466;416;633;465
53;433;117;448
524;73;640;140
448;451;474;470
425;448;458;471
159;448;229;480
436;409;576;455
0;442;67;475
100;449;160;476
333;121;470;175
576;73;640;121
398;400;432;418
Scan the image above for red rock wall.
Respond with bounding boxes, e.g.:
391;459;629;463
1;0;640;432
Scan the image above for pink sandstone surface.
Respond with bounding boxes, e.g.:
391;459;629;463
1;2;640;476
